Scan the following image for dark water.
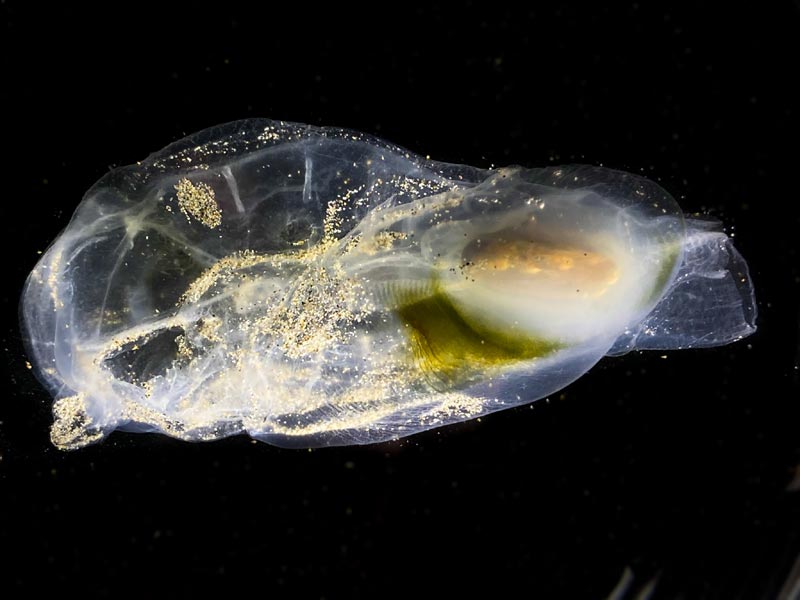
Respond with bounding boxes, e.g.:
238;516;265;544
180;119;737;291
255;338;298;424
1;3;799;598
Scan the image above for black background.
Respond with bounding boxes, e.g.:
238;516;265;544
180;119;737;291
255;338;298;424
2;3;799;598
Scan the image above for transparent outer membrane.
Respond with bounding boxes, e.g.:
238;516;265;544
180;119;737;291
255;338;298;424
20;119;757;449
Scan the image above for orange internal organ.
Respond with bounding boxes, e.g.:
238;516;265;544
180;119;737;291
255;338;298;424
463;238;620;298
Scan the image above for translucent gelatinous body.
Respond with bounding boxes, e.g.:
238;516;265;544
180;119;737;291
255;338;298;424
21;119;757;449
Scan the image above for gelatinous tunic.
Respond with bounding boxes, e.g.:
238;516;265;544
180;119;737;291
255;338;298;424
21;120;757;449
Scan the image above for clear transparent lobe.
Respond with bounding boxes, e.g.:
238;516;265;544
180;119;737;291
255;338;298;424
21;119;757;449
